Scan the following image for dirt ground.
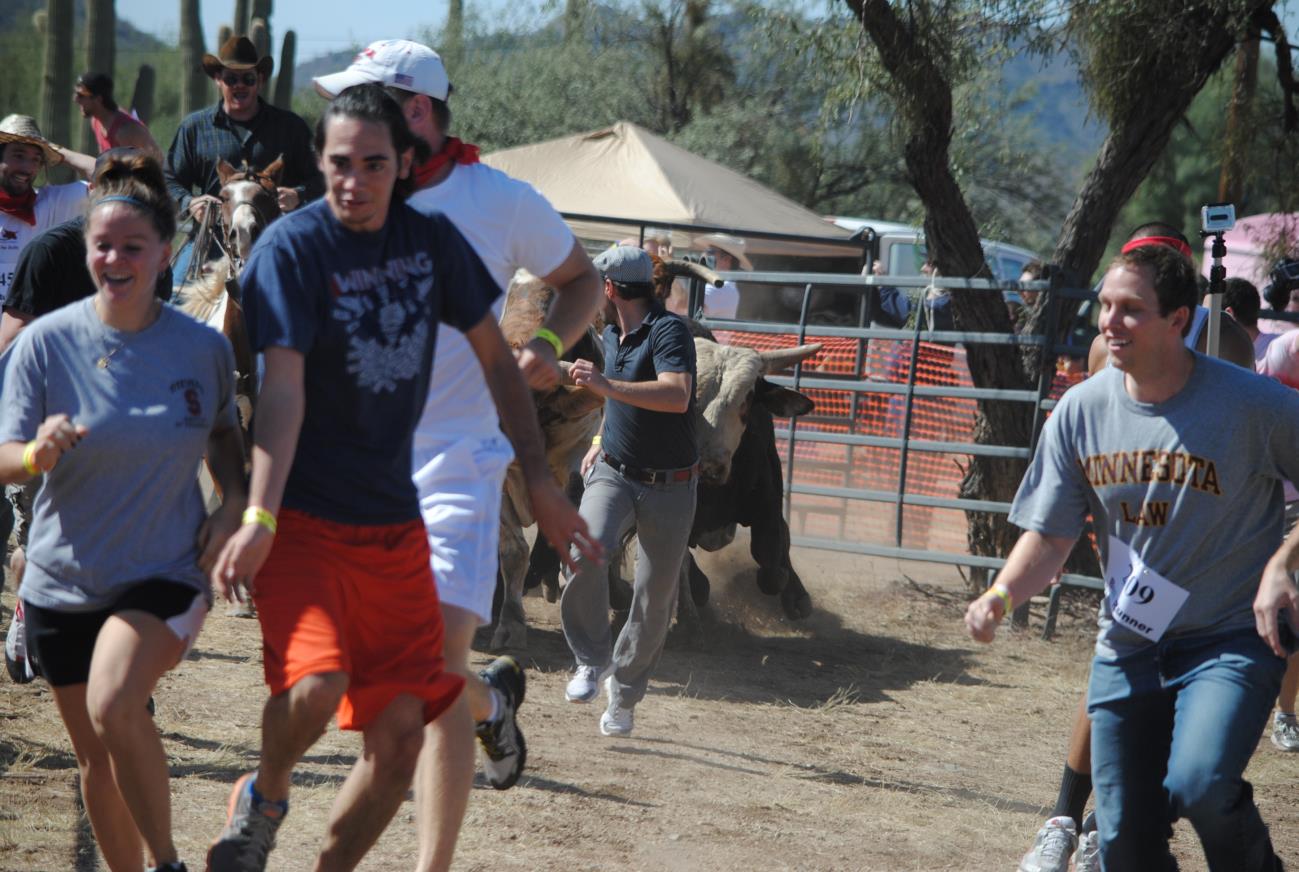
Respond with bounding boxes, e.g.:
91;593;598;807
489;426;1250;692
2;533;1296;871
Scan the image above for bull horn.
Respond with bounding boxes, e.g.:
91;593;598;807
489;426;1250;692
664;258;724;287
759;343;823;372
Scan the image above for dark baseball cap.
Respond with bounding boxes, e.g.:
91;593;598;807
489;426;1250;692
593;245;653;285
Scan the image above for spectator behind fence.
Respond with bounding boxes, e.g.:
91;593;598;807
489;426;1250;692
0;151;246;872
1215;276;1279;363
699;232;746;319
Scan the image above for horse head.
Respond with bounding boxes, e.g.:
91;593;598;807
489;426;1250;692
216;156;283;269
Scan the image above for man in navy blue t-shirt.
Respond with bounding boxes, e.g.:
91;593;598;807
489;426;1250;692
562;245;699;737
205;85;596;872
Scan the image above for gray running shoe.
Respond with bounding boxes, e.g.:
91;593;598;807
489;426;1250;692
599;676;634;737
1018;815;1076;872
1272;714;1299;752
476;656;527;790
565;662;612;703
206;773;286;872
1072;810;1100;872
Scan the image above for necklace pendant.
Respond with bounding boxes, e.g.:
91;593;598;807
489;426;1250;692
97;356;110;369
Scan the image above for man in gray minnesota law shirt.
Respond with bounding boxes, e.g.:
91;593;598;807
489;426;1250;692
963;243;1299;872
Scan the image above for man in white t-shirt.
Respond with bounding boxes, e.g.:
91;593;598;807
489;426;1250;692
315;41;602;872
0;115;88;351
698;232;747;319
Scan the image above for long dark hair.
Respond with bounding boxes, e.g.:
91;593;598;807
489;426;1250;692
87;152;176;240
314;83;431;201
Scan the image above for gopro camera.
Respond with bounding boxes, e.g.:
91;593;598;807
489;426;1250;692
1201;203;1236;234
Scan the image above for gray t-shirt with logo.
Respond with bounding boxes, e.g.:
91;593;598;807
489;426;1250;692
0;298;237;610
1011;354;1299;659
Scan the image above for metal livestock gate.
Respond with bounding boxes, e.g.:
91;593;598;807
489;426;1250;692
688;270;1106;638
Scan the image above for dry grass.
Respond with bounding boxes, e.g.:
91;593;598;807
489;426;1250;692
1;532;1296;870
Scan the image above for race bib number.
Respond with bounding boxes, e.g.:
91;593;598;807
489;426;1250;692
1104;537;1191;642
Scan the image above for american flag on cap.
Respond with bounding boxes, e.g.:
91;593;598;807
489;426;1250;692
395;73;414;86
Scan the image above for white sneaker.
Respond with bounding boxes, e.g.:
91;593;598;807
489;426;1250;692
1018;816;1076;872
1272;714;1299;752
599;678;634;737
1073;830;1100;872
564;663;611;703
5;602;35;684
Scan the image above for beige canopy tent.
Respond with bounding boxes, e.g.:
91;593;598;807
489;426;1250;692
482;121;858;259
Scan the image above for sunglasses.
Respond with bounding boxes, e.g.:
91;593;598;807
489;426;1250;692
220;72;259;87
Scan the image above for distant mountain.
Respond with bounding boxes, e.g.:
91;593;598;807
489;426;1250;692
1000;46;1107;171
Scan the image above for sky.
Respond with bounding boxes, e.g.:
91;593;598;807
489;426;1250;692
114;0;524;63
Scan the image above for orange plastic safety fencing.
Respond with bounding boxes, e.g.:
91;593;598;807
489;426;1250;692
713;329;1085;554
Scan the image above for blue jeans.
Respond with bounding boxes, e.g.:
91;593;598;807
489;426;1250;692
1088;630;1286;871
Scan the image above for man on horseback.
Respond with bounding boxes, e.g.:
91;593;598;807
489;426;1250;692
165;36;322;281
314;40;603;871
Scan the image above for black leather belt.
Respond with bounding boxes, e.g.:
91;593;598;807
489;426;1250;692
602;452;698;484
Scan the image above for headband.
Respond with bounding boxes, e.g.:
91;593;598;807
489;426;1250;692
94;194;149;209
1121;236;1193;259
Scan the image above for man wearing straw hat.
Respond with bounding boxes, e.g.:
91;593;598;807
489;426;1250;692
0;115;88;352
165;36;322;277
0;114;88;683
699;232;747;319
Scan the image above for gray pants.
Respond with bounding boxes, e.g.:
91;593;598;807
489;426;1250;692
562;459;696;708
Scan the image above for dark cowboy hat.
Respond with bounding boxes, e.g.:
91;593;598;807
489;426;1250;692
202;36;274;79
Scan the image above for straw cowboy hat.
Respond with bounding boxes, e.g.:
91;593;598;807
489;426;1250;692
202;36;274;79
0;115;63;166
699;233;753;271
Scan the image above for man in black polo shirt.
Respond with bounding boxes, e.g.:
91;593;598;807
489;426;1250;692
563;245;698;737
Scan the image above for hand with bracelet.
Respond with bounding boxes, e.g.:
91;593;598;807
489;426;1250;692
516;326;565;390
965;582;1014;643
20;414;90;478
209;504;278;604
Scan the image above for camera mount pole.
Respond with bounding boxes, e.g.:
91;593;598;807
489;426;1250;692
1202;229;1228;359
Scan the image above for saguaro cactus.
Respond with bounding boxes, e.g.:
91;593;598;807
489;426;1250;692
217;24;232;49
273;30;296;109
81;0;117;152
248;18;270;66
129;64;156;124
251;0;272;58
40;0;74;176
180;0;209;116
233;0;249;35
444;0;463;62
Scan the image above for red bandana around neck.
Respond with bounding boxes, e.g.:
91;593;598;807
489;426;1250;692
0;187;37;226
412;137;480;189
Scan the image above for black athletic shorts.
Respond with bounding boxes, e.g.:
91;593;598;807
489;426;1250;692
23;579;205;687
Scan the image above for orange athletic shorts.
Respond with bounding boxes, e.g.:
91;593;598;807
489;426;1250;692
252;508;464;731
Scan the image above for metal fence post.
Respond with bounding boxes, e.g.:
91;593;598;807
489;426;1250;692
893;310;924;547
783;283;814;525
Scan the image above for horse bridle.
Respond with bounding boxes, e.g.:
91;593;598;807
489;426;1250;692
218;168;281;274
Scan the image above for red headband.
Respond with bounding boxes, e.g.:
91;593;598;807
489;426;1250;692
1121;236;1193;259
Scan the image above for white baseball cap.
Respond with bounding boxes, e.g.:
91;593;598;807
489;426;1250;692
313;39;450;101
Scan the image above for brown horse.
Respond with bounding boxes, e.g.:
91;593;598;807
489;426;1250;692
174;157;284;445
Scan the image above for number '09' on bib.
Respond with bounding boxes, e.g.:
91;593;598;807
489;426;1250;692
1103;537;1191;642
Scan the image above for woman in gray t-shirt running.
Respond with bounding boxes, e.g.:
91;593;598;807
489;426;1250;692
0;154;246;872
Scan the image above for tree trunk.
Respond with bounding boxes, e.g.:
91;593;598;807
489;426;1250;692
1219;35;1259;206
41;0;74;182
846;0;1032;594
81;0;116;152
129;63;156;124
180;0;209;116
